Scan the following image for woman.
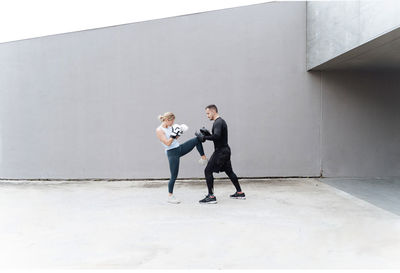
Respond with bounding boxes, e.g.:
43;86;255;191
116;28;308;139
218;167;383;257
156;112;207;204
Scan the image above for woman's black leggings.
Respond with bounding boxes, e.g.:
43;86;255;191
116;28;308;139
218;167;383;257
166;137;205;194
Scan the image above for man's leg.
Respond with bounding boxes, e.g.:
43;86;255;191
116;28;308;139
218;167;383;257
205;162;215;195
224;161;245;199
199;163;217;204
198;152;218;204
225;162;246;199
224;161;242;192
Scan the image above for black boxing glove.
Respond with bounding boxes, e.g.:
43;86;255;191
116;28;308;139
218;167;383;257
200;127;211;136
195;131;205;143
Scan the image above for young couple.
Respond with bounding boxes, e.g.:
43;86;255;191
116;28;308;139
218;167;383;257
156;104;245;204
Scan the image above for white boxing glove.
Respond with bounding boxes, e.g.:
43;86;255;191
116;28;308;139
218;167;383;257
180;124;189;133
171;124;184;136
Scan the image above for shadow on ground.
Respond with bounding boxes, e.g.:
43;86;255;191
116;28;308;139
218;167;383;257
319;177;400;216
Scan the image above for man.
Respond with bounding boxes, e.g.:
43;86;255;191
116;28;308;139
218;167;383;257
195;104;245;204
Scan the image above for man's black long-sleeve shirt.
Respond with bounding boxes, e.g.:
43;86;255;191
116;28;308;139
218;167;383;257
204;117;229;150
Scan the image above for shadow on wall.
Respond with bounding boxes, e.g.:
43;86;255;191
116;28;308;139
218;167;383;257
320;69;400;178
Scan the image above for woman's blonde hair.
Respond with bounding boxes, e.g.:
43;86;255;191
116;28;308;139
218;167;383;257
158;112;175;122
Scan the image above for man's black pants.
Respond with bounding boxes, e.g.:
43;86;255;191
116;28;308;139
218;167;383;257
204;146;242;195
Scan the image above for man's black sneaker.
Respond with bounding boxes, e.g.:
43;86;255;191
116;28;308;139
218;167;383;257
199;194;217;204
230;192;246;200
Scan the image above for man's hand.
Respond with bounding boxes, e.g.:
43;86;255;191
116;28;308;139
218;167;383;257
200;127;211;136
195;131;206;142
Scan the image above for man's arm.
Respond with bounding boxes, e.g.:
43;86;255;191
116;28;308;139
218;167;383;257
204;120;222;141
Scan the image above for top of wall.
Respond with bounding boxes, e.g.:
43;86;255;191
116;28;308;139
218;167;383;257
0;1;276;46
307;0;400;70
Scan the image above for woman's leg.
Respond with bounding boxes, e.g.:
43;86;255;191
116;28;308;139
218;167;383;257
179;137;205;157
167;154;180;194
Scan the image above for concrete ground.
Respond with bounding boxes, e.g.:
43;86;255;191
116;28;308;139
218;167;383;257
320;177;400;216
0;178;399;269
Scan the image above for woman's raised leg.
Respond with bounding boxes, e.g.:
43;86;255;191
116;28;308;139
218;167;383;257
179;137;205;157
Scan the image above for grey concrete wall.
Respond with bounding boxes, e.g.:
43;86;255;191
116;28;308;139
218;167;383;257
321;70;400;177
307;0;400;178
307;0;400;70
0;2;322;179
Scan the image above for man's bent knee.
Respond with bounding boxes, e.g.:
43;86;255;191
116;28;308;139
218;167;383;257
205;167;213;176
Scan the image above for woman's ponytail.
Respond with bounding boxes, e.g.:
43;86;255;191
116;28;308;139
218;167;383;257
158;112;175;122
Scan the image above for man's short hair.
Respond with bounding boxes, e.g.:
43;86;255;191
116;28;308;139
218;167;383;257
205;104;218;113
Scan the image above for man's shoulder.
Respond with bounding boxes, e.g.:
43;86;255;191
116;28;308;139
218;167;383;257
216;117;227;125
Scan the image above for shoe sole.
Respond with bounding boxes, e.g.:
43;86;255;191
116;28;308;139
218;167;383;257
199;201;218;204
230;197;246;200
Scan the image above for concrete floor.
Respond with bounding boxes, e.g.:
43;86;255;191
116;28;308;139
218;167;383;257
320;177;400;216
0;178;399;269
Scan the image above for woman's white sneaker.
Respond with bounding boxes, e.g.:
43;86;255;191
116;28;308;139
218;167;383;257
198;158;208;166
167;195;181;204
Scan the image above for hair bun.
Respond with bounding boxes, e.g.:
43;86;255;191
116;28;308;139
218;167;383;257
158;112;175;122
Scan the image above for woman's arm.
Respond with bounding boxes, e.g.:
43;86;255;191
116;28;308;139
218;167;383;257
156;128;178;146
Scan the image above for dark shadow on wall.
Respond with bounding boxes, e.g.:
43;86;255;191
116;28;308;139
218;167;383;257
320;69;400;178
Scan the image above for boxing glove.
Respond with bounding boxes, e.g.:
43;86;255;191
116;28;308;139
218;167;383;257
195;131;206;143
200;127;211;136
171;124;183;136
170;131;178;139
180;124;189;133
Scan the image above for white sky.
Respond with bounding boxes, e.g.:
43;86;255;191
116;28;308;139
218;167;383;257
0;0;276;44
